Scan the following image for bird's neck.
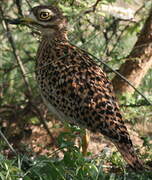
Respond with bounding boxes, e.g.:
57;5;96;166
41;29;68;42
36;30;69;67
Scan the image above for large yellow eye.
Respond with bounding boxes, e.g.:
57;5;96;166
39;11;50;20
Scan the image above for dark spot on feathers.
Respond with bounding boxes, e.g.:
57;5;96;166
106;109;114;115
88;90;94;96
79;87;84;93
107;105;113;110
92;111;96;116
100;110;105;114
68;79;73;83
96;76;101;81
116;112;122;118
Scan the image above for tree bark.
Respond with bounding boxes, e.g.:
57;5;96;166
112;6;152;94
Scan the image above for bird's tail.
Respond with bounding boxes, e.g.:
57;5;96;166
113;142;144;171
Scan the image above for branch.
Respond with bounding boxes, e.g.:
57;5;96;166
120;103;152;108
25;0;33;9
84;0;103;14
0;7;32;96
31;103;55;144
14;0;23;16
109;4;146;55
112;3;152;94
0;129;17;155
0;6;54;142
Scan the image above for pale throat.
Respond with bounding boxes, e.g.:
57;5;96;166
41;28;68;41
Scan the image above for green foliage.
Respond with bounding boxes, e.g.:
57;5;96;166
0;136;152;180
0;155;24;180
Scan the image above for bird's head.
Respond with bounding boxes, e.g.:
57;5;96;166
18;5;67;36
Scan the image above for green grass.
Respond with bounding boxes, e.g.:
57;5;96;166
0;151;152;180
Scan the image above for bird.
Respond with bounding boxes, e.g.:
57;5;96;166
15;5;144;171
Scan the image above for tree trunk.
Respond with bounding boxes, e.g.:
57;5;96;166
112;6;152;94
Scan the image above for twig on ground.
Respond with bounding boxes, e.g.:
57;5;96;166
0;129;17;155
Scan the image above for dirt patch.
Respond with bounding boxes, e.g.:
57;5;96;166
18;119;145;157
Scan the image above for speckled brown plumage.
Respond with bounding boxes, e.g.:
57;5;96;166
23;5;144;170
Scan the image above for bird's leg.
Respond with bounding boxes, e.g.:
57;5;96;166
61;125;90;156
82;129;90;156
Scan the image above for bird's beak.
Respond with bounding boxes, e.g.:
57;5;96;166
8;16;36;25
20;17;36;24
